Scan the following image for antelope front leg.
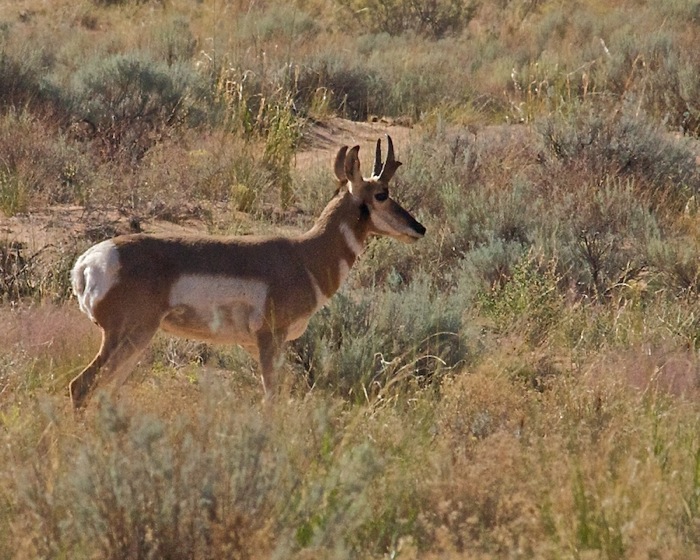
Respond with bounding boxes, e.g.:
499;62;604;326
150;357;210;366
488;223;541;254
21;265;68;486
256;330;287;398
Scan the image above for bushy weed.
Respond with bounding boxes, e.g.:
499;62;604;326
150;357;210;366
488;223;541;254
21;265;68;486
0;240;78;304
0;110;94;212
236;5;319;44
2;392;391;559
477;252;564;346
0;42;59;115
69;51;207;162
294;270;466;400
538;103;700;198
333;0;478;38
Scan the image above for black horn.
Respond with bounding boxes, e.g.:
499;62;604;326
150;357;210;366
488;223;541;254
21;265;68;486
378;135;401;182
385;134;395;165
373;138;383;177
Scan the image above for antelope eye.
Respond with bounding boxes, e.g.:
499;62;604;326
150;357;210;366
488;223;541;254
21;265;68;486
375;192;388;202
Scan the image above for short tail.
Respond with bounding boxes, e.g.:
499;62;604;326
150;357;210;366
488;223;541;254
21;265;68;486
70;240;120;324
71;256;94;321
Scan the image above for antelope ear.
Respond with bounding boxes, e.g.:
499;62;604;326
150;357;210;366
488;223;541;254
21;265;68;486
334;146;349;184
343;145;364;192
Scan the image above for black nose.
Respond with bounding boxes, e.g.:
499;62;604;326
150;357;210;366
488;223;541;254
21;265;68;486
414;221;426;236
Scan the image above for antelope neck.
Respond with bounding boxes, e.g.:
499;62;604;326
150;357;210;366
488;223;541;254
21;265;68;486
301;193;368;299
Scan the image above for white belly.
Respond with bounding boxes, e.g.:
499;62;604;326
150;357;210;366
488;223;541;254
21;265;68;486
165;274;269;343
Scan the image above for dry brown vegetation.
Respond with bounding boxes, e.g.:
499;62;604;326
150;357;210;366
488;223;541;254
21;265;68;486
1;0;700;558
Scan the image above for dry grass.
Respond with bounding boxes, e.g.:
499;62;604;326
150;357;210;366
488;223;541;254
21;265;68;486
0;305;96;401
2;316;700;558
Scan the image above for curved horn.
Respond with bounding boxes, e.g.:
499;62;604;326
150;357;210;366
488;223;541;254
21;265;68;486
385;134;395;164
373;138;383;177
378;135;401;182
334;145;349;183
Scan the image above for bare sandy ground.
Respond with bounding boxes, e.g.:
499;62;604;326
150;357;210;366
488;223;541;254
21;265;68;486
0;117;413;254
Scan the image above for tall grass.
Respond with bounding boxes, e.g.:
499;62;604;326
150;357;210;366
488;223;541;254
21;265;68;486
2;348;700;558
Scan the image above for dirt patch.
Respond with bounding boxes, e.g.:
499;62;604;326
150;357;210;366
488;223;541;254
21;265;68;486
0;118;412;254
294;116;415;172
0;205;218;251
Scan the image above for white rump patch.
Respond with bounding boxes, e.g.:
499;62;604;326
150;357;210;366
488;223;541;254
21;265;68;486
72;239;120;323
169;275;269;336
340;222;364;257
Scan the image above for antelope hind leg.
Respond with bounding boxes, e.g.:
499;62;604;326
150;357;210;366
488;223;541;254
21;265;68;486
70;324;158;409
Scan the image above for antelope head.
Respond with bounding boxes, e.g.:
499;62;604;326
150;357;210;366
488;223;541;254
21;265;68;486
334;135;426;243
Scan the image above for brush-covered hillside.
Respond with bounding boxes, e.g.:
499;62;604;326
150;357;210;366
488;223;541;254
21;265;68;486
1;0;700;558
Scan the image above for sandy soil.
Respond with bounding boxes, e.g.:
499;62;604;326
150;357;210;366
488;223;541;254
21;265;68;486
0;117;413;254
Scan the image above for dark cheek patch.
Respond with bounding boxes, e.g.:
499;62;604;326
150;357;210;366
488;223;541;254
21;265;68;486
359;203;370;220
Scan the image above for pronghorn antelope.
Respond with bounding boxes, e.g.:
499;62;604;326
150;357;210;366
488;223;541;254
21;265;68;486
69;136;425;409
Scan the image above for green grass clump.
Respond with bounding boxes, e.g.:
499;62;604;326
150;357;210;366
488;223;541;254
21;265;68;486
68;51;208;162
0;165;29;216
293;270;465;400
